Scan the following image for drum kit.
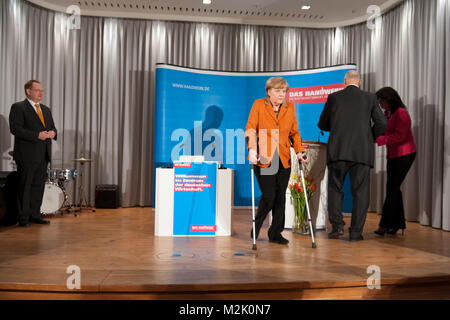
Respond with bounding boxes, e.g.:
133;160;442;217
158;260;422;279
7;151;95;216
41;168;77;215
41;157;95;216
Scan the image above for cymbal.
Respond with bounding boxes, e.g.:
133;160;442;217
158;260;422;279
73;157;93;163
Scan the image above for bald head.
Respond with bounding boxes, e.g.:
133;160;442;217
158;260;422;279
344;70;361;87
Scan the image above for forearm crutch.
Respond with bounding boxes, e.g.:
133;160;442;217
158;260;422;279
251;164;257;251
246;135;258;251
298;159;317;248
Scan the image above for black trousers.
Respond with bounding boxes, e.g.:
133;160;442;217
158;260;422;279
379;153;416;230
328;161;370;236
16;160;48;224
253;158;291;240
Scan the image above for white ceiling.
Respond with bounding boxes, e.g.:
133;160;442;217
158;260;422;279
27;0;405;28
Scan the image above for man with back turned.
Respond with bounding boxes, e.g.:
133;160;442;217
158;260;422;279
9;80;57;227
318;71;386;241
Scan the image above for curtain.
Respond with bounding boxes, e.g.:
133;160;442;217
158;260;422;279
369;0;450;230
0;0;449;230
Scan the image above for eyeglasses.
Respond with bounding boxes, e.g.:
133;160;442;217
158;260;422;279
31;89;44;93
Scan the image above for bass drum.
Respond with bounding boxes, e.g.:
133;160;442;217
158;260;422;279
41;182;65;215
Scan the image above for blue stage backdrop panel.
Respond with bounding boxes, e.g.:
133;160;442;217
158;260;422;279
153;64;357;209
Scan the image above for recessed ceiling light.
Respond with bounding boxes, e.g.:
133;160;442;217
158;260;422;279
301;5;311;10
203;0;212;4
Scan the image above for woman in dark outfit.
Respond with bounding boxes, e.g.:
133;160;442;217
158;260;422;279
374;87;417;236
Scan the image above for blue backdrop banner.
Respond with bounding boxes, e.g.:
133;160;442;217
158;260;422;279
154;64;357;207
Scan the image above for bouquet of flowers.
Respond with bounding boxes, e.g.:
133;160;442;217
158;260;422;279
288;160;316;234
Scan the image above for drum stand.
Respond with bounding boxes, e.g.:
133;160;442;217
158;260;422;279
59;183;74;215
72;158;95;216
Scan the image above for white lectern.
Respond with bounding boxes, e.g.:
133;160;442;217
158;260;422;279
155;156;234;236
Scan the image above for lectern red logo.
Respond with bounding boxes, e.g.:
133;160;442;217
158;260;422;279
191;225;217;232
174;163;192;168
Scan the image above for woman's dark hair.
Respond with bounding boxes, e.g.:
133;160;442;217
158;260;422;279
376;87;406;114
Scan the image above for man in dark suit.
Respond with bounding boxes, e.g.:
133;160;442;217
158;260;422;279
318;71;386;241
9;80;57;227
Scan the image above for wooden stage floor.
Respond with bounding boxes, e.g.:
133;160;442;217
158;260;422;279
0;207;449;300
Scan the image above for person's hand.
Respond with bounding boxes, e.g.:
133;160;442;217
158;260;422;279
376;136;387;146
297;152;308;163
38;131;49;141
47;130;56;139
249;149;258;164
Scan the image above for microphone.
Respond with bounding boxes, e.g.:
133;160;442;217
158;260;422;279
318;130;324;142
166;143;184;168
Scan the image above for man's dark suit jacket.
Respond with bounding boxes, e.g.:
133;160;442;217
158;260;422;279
9;99;57;163
318;85;386;168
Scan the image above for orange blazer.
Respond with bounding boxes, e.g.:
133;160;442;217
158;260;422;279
245;98;305;168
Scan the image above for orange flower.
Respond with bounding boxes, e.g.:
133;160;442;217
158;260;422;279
311;184;317;192
300;187;304;193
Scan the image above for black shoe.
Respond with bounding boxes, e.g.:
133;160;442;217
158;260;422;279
18;222;30;227
387;228;404;235
349;234;364;241
374;227;387;236
30;218;50;225
269;236;289;245
328;226;344;239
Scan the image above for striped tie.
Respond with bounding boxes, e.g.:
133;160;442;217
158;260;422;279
34;104;46;128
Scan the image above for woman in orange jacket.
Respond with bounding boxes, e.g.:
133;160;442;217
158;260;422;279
245;77;308;245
